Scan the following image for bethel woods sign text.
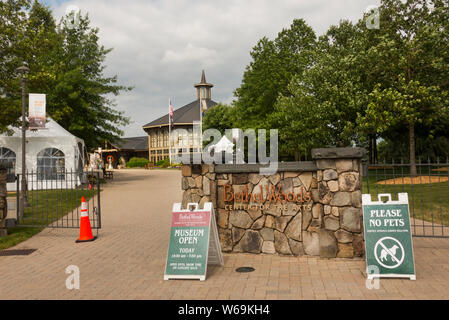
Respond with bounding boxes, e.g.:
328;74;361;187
223;184;312;209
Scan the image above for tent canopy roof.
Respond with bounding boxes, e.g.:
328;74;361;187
1;117;84;143
209;136;234;153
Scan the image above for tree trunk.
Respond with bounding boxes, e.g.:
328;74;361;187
294;150;300;162
373;135;378;164
409;123;417;176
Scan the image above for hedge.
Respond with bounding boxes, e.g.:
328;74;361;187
126;157;149;168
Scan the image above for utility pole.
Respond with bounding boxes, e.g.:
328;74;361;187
17;65;30;218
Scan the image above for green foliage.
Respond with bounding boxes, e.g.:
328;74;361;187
267;0;449;162
233;19;316;130
0;226;43;250
155;158;170;168
0;1;131;148
202;103;236;134
0;0;31;132
126;157;149;168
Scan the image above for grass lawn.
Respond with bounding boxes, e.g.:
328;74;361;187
0;227;44;250
363;167;449;227
1;188;97;250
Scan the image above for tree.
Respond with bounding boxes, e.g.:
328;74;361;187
357;0;449;175
0;0;30;132
202;103;236;133
270;20;371;159
0;1;132;149
44;11;131;148
233;19;316;130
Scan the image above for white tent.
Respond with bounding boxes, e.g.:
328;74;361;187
0;117;85;191
208;135;234;153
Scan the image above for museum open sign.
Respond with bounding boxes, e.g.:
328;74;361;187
362;193;416;280
164;202;223;281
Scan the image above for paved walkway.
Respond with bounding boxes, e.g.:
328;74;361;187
1;169;449;299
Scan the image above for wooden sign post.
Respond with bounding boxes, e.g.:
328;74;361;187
164;202;223;281
362;193;416;280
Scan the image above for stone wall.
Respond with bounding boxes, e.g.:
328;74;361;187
0;160;11;237
181;148;365;258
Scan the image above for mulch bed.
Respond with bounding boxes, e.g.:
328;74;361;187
376;176;449;185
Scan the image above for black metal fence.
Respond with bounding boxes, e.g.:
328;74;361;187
15;170;101;230
362;159;449;238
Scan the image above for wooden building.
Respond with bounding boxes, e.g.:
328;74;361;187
142;71;218;163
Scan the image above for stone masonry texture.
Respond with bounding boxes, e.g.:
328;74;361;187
181;147;366;258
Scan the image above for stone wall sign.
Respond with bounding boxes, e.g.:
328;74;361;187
181;147;366;258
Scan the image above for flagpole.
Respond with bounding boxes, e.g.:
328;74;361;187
168;98;172;164
200;95;203;155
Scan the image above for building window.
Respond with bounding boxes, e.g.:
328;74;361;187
151;133;156;148
37;148;65;181
0;147;16;174
164;131;169;147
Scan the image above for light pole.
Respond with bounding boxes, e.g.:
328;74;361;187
17;65;30;217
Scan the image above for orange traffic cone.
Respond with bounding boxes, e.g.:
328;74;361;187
76;196;97;243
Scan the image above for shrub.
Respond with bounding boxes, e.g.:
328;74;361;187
155;158;170;168
126;157;149;168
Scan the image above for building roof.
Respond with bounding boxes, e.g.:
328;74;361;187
142;99;218;128
110;136;148;151
194;70;213;88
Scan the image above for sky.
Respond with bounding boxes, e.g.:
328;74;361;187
42;0;380;137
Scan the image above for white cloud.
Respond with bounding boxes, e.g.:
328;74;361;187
48;0;380;137
162;43;218;65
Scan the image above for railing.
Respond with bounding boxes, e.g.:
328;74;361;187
15;170;101;229
363;159;449;238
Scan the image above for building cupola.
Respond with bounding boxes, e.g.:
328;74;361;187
194;70;213;100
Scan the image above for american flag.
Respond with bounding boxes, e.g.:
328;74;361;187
169;99;174;129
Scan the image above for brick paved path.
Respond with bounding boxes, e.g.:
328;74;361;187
1;169;449;299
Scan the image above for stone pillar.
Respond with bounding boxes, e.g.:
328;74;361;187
181;163;215;210
311;148;365;258
0;160;12;237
